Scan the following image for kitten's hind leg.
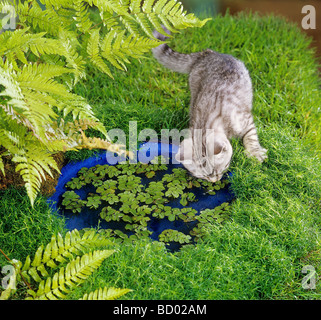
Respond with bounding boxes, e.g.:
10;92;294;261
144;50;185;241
242;126;267;162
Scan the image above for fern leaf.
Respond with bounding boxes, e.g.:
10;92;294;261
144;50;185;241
101;31;159;72
101;30;128;71
58;30;86;82
28;250;114;300
134;12;155;38
87;29;113;78
81;287;132;300
129;0;141;14
31;245;44;268
79;131;130;157
27;266;43;283
0;29;64;62
21;230;114;282
147;12;170;36
37;0;74;9
73;0;93;33
21;63;74;80
142;0;154;13
18;74;72;97
17;1;67;36
153;0;168;15
12;143;60;206
119;14;142;38
0;155;4;175
91;0;130;16
0;64;29;113
59;96;108;138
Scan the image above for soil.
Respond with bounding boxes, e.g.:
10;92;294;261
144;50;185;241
0;151;66;197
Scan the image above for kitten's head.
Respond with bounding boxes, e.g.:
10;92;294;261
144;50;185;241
175;132;232;182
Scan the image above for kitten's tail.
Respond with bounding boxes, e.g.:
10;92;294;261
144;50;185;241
152;27;196;74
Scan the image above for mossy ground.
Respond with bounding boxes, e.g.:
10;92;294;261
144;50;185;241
1;12;321;299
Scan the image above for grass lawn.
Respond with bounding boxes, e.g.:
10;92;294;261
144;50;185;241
1;12;321;300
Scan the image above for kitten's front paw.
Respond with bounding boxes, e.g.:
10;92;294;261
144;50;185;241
246;148;268;163
254;148;268;163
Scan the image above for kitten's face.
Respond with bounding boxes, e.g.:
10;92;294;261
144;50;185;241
175;133;232;183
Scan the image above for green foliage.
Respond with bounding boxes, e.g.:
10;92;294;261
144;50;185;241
0;0;209;206
2;13;321;300
26;250;114;300
60;157;231;246
190;203;231;241
159;229;192;244
62;190;86;213
80;286;132;300
0;229;131;300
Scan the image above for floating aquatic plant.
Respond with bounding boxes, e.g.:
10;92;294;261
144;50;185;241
60;156;231;248
61;191;86;214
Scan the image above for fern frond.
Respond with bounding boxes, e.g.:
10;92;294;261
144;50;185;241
17;1;67;36
1;62;92;147
90;0;130;16
18;73;73;97
38;0;74;10
142;0;154;14
119;14;143;38
0;110;60;206
0;29;65;66
12;142;60;206
58;29;86;82
134;12;155;38
100;30;126;70
22;63;74;80
0;0;210;207
27;250;114;300
130;0;142;14
81;287;132;300
0;155;4;176
21;230;114;283
73;0;93;33
132;0;210;37
59;94;108;138
100;31;159;72
0;111;28;153
79;131;132;158
0;63;29;113
87;29;113;78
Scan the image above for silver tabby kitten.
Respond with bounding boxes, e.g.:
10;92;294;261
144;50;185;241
152;27;267;182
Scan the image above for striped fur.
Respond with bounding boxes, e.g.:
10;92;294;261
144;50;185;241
152;27;267;182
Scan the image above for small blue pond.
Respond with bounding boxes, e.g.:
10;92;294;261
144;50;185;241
48;142;235;251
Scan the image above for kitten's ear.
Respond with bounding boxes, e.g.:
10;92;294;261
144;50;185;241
175;138;193;164
206;132;226;156
214;141;227;155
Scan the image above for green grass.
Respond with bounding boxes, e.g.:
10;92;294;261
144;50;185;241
0;188;65;266
68;12;321;162
65;125;321;300
1;12;321;300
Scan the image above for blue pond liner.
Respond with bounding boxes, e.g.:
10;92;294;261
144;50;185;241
48;142;235;250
